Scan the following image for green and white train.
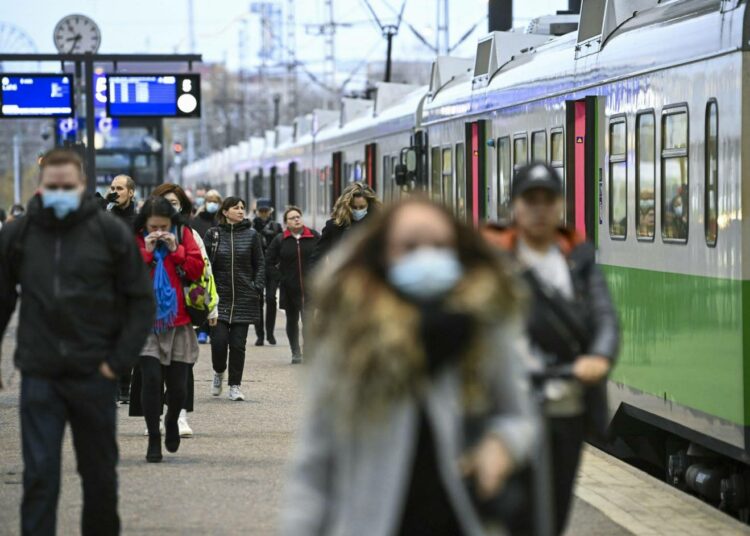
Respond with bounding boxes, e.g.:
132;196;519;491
184;0;750;516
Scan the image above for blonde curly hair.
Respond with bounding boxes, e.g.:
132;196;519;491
332;181;381;227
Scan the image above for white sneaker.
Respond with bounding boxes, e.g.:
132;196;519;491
143;417;166;436
178;409;193;437
228;385;245;401
211;372;224;396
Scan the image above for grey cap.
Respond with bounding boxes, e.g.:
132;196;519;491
512;163;563;199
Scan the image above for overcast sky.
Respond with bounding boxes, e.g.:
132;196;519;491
2;0;569;74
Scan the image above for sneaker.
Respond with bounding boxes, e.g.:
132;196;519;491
291;355;303;365
178;409;193;438
197;332;209;344
228;385;245;401
143;417;166;436
211;372;224;396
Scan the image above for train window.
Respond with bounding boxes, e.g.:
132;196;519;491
662;108;689;242
456;143;466;221
609;118;627;239
391;156;399;201
532;131;547;162
431;147;442;201
382;155;391;202
636;112;656;240
705;100;718;247
513;135;528;169
354;161;363;181
550;129;565;189
496;137;511;221
442;148;453;208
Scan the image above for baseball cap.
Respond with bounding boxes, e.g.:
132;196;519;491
256;198;273;210
512;163;563;199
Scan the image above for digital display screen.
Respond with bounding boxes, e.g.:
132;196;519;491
107;74;200;118
0;74;74;118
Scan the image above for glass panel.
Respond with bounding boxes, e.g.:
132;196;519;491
664;112;688;150
636;113;656;239
431;147;441;201
662;156;689;241
382;156;390;201
551;131;564;163
706;102;718;246
532;131;547;162
610;162;627;237
610;120;626;156
391;156;399;201
513;137;527;169
442;148;453;208
497;137;511;221
455;143;466;221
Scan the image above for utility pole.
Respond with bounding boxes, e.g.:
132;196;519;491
488;0;513;32
285;0;298;119
324;0;336;99
188;0;196;52
239;19;249;139
436;0;449;55
13;133;21;204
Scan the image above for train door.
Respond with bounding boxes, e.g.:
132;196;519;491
332;151;343;210
288;161;297;206
365;143;377;191
565;96;599;242
463;119;489;226
270;166;278;212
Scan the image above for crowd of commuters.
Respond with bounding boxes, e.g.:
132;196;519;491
0;146;619;535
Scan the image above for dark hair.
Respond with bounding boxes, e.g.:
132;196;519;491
283;205;302;222
39;148;84;179
219;196;246;224
152;182;193;217
134;196;181;232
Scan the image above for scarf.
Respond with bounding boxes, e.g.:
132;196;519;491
150;239;178;333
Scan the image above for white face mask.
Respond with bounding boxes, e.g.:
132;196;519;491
351;208;368;221
206;202;220;214
388;247;463;301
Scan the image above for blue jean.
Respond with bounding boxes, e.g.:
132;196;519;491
20;373;119;536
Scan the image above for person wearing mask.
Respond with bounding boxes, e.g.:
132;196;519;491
311;181;380;265
0;148;154;535
204;197;265;402
190;189;221;241
282;198;537;536
251;198;283;346
266;206;319;364
132;197;204;463
192;187;206;215
482;163;619;535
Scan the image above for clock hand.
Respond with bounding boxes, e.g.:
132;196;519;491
66;35;81;42
68;35;81;54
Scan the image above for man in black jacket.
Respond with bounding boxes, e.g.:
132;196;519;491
0;149;154;536
251;198;283;345
483;163;619;535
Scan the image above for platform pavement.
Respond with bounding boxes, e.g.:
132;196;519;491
0;313;747;535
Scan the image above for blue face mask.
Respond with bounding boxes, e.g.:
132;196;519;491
388;247;463;301
206;202;219;214
41;189;82;219
195;197;205;208
352;208;368;221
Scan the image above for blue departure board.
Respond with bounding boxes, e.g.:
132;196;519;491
0;75;74;118
107;74;200;118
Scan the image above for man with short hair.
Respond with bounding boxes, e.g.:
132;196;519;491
252;198;283;346
104;174;137;228
0;148;154;536
483;163;619;535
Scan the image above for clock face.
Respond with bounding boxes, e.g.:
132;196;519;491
53;15;101;54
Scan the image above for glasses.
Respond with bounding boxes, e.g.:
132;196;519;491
287;215;302;221
44;184;78;191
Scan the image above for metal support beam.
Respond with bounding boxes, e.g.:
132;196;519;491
84;57;97;192
568;0;582;13
488;0;513;32
0;53;202;63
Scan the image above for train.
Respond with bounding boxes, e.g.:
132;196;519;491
184;0;750;518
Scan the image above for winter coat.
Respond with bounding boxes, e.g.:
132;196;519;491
97;194;137;231
190;210;218;241
204;219;265;324
252;216;283;248
281;321;537;536
310;215;370;266
482;225;620;436
266;227;320;311
136;225;205;329
0;195;154;378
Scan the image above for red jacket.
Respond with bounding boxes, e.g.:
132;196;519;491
136;226;205;328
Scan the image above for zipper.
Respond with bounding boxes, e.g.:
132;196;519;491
296;237;305;309
229;226;236;323
53;231;66;356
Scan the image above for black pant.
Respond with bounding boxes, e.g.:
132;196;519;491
20;373;119;536
549;415;586;535
118;368;131;398
139;357;190;437
254;281;278;340
211;321;249;386
285;304;303;357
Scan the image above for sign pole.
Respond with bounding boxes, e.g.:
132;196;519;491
84;56;97;193
13;134;21;204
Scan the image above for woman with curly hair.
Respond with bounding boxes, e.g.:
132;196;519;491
282;198;537;536
311;181;381;265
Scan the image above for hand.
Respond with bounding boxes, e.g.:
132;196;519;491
208;318;218;327
573;355;611;385
99;362;116;380
144;232;161;253
460;435;513;500
161;232;178;252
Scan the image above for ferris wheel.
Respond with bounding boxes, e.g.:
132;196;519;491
0;22;39;72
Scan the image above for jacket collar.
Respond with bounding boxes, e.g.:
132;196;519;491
283;226;315;239
219;218;251;231
481;224;586;257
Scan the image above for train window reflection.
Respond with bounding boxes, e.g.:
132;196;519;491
532;131;547;162
662;108;689;242
431;147;441;201
550;129;565;200
636;112;655;240
442;148;453;208
497;137;511;222
513;135;527;169
609;118;627;239
456;143;466;221
705;101;718;247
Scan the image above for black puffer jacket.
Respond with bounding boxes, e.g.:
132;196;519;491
0;195;154;378
204;219;265;324
266;227;320;310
